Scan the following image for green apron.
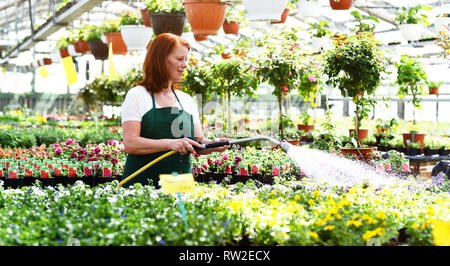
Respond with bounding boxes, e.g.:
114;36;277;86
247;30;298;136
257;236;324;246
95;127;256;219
121;88;194;188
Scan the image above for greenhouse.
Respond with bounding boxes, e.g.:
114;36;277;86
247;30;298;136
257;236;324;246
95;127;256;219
0;0;449;250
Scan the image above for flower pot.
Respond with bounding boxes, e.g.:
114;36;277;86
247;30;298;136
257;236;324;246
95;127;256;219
298;1;322;18
349;129;369;143
286;140;299;146
140;8;151;27
43;58;52;65
438;148;450;156
87;40;108;60
194;34;208;41
59;48;70;58
297;124;314;132
67;44;81;57
149;13;186;36
223;21;240;35
406;147;422;156
429;87;439;95
242;0;289;21
329;0;352;10
183;0;227;35
104;32;128;55
73;40;90;54
271;8;289;24
399;24;424;41
119;25;153;51
402;133;426;150
221;53;231;59
340;146;377;163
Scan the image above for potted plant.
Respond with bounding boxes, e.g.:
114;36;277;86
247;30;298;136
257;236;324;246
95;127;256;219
281;127;302;145
242;0;289;21
323;33;387;161
395;55;428;150
406;141;422;156
308;20;333;50
146;0;186;36
426;80;443;95
140;7;152;27
223;5;245;35
350;10;379;35
56;36;71;58
255;35;302;139
183;0;228;35
423;139;438;156
329;0;352;10
119;12;153;51
297;59;320;134
73;26;90;54
395;5;432;41
298;0;322;18
86;25;108;61
101;20;128;55
374;118;397;144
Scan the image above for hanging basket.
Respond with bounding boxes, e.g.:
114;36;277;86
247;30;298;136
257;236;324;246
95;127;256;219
242;0;288;21
194;34;208;41
223;21;240;35
183;0;228;35
87;40;108;60
149;13;186;36
329;0;352;10
271;8;289;24
73;40;90;54
119;25;153;51
429;87;439;95
399;24;424;41
299;1;322;18
59;48;70;59
140;8;151;27
104;32;128;55
43;58;52;65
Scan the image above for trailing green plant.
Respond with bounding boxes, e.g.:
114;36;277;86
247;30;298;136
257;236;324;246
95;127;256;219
308;20;333;38
101;20;121;33
395;5;432;25
119;12;143;26
395;55;428;126
85;25;103;41
224;4;245;23
145;0;185;14
56;36;73;49
350;10;379;33
426;80;443;89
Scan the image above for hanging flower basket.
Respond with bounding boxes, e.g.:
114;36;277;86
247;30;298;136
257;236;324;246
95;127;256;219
242;0;288;21
87;39;108;60
194;34;208;41
43;58;52;65
183;0;228;35
329;0;352;10
299;1;322;18
140;8;151;27
149;13;186;36
73;40;90;54
119;25;153;51
429;87;439;95
59;48;70;59
104;32;128;55
223;21;240;35
271;8;289;24
399;24;424;41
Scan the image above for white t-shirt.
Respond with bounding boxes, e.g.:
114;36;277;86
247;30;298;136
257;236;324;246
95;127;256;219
121;85;201;125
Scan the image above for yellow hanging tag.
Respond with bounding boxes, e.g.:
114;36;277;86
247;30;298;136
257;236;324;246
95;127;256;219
432;220;450;246
39;67;49;78
108;42;118;81
61;56;78;85
0;67;5;73
160;173;195;194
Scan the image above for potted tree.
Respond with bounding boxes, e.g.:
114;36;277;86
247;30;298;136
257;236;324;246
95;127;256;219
323;33;387;162
242;0;289;21
395;5;432;41
350;10;379;35
146;0;186;36
119;12;153;51
329;0;352;10
395;55;428;150
308;20;333;50
86;25;108;61
297;59;320;135
426;80;443;95
183;0;228;36
101;20;128;55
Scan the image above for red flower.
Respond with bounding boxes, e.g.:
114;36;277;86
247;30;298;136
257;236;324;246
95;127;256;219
111;158;119;165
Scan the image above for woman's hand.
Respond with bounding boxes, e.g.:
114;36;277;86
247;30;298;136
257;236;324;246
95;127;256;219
169;138;201;154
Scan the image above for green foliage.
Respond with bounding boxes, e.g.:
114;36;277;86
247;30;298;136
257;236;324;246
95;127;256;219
56;36;73;49
350;10;379;32
308;20;333;38
224;4;245;23
395;5;432;25
426;80;443;89
101;20;121;33
119;12;143;26
395;55;427;109
145;0;185;14
85;25;103;41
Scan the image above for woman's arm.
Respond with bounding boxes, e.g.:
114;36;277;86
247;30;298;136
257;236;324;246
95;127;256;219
123;121;201;155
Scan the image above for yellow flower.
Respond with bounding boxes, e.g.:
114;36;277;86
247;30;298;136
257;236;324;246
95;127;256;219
362;230;376;241
308;232;319;239
308;199;315;206
229;201;243;211
375;227;385;237
324;225;335;231
347;220;363;227
376;211;387;220
411;223;419;230
336;214;342;219
313;190;321;197
294;195;301;201
317;218;325;227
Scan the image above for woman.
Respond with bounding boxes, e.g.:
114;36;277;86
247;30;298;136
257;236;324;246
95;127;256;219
121;33;229;188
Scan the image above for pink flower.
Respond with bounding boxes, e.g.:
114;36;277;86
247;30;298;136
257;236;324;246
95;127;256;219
94;146;101;153
66;139;74;145
55;148;62;154
402;162;409;172
221;154;229;161
272;166;280;176
308;76;317;82
214;159;223;167
234;156;242;164
283;85;289;94
240;167;248;176
376;164;384;174
111;158;119;165
384;163;391;171
288;72;292;77
251;164;259;174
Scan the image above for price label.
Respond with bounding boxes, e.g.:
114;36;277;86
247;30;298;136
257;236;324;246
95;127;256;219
160;173;195;194
432;219;450;246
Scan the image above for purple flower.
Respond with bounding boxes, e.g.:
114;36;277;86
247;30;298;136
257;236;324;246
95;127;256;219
308;76;317;82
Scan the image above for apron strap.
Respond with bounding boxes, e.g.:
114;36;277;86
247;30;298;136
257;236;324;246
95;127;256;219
172;88;184;111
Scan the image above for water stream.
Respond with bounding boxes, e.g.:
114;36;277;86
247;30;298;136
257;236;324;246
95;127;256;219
286;145;402;188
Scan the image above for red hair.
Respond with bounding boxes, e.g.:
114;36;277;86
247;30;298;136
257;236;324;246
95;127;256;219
138;33;190;92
